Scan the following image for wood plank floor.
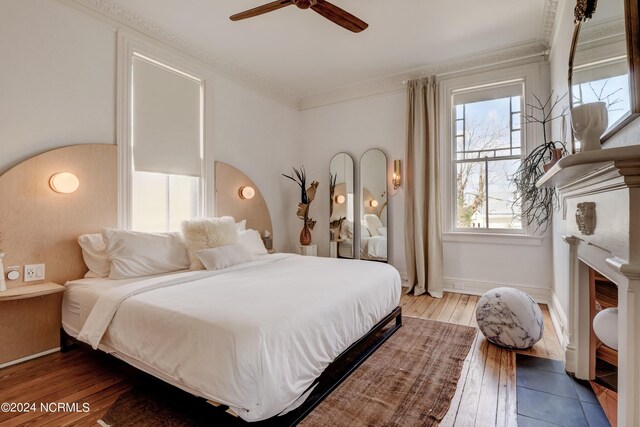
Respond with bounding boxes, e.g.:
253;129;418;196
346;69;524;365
0;292;563;426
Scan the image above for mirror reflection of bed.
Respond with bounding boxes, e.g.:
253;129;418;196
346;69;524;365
329;153;355;259
360;149;388;262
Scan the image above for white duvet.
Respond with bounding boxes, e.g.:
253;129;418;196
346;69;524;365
72;254;400;422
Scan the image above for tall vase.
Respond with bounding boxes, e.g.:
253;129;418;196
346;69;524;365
0;252;7;292
300;222;312;246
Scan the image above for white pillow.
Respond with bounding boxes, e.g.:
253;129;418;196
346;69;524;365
78;233;110;278
342;220;354;240
361;220;371;237
182;217;239;270
103;228;190;280
377;227;388;236
364;214;383;237
235;219;247;232
239;229;268;256
197;244;253;271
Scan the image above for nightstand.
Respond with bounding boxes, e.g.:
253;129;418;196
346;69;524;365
330;239;345;258
0;282;65;367
295;244;318;256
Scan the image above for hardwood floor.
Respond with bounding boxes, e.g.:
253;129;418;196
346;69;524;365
0;292;563;426
399;292;564;427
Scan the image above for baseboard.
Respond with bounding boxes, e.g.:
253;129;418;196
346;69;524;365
548;291;570;356
0;347;60;369
443;277;551;303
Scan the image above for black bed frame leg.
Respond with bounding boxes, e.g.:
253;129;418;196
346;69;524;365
396;310;403;327
60;328;72;353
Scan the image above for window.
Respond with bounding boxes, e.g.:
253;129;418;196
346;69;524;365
128;54;204;232
452;82;524;231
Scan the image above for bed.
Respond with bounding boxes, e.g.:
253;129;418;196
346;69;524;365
62;253;401;423
360;235;388;261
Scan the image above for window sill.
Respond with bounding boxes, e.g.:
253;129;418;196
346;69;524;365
442;232;544;246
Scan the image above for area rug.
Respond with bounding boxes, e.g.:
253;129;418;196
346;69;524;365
99;317;476;427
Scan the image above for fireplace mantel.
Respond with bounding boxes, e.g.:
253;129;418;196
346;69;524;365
538;146;640;426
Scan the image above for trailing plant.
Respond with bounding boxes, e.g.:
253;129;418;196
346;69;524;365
512;92;568;234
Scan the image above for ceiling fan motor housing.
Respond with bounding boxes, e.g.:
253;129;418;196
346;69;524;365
294;0;317;9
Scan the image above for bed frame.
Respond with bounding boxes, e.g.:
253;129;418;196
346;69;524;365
60;306;402;426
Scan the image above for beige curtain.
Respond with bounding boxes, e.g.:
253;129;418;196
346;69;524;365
405;76;444;297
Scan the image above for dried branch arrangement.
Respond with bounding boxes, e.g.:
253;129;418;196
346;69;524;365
512;92;568;234
283;166;319;244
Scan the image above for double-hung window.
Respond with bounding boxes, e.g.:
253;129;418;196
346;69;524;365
451;82;524;231
129;54;204;232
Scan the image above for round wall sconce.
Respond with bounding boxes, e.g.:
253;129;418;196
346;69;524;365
49;172;80;194
370;199;379;208
334;194;346;204
239;186;256;200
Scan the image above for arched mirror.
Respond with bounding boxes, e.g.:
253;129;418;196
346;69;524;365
569;0;640;144
329;153;355;259
360;149;388;262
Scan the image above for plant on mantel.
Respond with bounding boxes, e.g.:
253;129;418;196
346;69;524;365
282;166;319;245
512;92;568;234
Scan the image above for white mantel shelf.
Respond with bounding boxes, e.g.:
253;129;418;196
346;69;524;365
536;145;640;188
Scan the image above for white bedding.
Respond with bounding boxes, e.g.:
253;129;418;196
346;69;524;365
361;235;388;260
64;254;400;422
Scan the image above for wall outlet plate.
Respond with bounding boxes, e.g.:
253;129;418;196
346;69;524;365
24;264;45;282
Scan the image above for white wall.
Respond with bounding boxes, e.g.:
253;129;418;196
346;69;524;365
548;0;575;320
0;0;117;172
301;90;553;297
0;0;301;253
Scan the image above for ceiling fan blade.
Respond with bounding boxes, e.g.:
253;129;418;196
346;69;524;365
230;0;294;21
310;0;368;33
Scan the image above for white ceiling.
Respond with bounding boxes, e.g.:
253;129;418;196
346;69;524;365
112;0;550;97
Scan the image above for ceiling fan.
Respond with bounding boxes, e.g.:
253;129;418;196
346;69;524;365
230;0;368;33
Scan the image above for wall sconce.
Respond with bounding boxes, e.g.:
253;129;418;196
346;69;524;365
238;186;255;200
334;194;346;204
49;172;80;194
392;160;401;189
370;199;379;208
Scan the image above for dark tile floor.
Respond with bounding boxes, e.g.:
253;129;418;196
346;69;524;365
515;354;610;427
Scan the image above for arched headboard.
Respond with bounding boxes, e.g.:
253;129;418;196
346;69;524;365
0;144;117;287
214;161;272;236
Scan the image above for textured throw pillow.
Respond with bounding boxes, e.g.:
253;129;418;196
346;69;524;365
341;220;354;240
364;214;383;237
102;228;190;279
238;229;268;256
377;226;388;236
182;217;239;270
235;219;247;232
196;244;253;271
78;233;111;278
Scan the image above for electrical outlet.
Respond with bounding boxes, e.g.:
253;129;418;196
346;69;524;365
24;264;45;282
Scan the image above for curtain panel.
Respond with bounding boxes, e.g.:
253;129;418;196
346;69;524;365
404;76;444;297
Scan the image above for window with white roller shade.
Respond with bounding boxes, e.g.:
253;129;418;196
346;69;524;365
129;54;204;232
132;55;203;177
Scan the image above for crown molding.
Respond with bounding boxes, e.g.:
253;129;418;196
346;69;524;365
542;0;560;45
299;41;549;110
57;0;302;109
57;0;558;111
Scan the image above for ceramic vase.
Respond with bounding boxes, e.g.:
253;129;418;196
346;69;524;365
0;252;6;292
300;222;312;245
570;102;608;152
543;148;564;172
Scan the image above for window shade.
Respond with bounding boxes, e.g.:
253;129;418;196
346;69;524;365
573;59;628;86
132;56;202;177
453;82;523;106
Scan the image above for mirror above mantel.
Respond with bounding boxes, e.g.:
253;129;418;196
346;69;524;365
569;0;640;144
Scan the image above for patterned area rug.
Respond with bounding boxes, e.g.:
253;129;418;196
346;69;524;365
100;317;476;427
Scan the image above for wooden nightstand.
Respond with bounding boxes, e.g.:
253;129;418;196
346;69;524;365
0;282;65;367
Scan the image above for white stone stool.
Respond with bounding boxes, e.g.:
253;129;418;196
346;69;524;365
475;287;544;349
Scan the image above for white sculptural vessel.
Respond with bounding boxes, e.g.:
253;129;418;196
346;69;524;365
570;102;608;152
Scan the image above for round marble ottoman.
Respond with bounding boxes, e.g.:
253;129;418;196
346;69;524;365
475;287;544;349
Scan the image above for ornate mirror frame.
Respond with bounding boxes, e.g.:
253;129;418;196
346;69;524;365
569;0;640;144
